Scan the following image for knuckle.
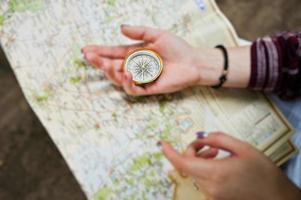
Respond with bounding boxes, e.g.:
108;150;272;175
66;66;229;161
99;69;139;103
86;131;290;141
206;186;220;198
176;165;186;174
208;132;224;142
209;132;224;139
177;158;194;174
187;143;195;150
240;141;253;151
178;159;189;172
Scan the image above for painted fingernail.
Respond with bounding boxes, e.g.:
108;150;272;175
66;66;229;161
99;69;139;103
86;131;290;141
196;131;205;139
156;141;162;150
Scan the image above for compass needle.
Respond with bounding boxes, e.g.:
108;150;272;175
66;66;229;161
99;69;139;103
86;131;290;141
124;49;163;84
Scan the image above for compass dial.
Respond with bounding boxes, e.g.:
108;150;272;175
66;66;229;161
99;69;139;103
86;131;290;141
124;49;163;84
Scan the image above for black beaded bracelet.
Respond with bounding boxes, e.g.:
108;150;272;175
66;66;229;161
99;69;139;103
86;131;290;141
212;45;229;89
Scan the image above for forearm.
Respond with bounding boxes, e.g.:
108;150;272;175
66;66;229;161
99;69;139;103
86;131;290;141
192;46;251;88
193;32;301;100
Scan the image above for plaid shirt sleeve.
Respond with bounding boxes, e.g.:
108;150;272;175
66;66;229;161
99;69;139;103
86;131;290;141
248;32;301;100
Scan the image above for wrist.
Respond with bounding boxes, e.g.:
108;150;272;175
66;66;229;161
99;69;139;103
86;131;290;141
192;48;223;86
192;46;251;88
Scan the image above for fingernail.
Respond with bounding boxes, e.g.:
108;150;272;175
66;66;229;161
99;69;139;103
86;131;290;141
196;131;205;139
121;24;130;28
156;141;162;150
83;53;87;60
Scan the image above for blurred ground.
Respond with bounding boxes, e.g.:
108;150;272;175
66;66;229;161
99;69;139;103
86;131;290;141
0;0;300;200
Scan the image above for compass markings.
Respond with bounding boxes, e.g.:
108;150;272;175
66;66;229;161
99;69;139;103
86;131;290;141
125;50;162;83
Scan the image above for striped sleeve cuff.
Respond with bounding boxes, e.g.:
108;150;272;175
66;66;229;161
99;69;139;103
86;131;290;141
248;32;301;100
248;36;281;92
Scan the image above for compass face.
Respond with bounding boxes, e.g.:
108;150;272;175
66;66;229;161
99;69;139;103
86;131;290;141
124;49;163;84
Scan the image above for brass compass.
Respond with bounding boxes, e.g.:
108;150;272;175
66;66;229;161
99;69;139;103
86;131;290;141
124;49;163;84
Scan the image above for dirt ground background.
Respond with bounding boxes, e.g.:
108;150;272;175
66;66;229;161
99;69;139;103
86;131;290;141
0;0;300;199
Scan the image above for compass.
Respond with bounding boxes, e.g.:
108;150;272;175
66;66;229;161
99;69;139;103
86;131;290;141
124;49;163;84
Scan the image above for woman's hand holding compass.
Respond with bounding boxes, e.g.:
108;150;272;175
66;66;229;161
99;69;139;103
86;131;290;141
82;25;210;96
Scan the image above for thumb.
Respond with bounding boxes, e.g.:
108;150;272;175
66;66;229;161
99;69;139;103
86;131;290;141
121;25;164;43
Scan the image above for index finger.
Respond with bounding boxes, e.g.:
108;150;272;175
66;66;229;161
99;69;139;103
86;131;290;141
184;139;206;157
121;25;165;43
82;43;144;59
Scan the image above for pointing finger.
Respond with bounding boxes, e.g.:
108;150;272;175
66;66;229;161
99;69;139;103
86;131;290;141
82;43;144;59
121;25;165;43
84;52;102;68
184;139;207;157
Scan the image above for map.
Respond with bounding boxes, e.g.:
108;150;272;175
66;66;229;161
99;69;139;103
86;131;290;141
0;0;294;199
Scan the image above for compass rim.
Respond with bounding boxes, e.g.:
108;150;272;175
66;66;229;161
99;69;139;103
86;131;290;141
124;48;163;84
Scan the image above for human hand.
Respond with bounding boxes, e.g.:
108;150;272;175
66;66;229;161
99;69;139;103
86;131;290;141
82;25;206;96
160;132;301;200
